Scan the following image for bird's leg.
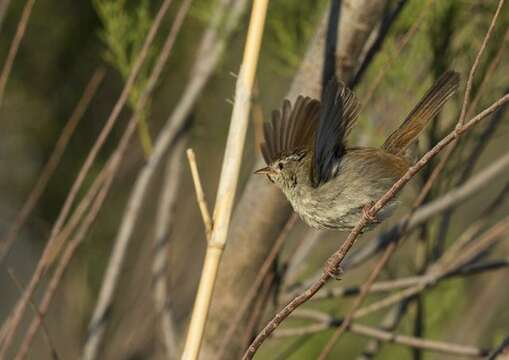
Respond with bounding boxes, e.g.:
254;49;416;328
325;256;344;280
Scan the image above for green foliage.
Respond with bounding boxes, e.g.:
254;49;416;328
93;0;155;154
265;0;327;75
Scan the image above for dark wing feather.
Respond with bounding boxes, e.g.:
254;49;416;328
312;78;360;187
260;96;320;164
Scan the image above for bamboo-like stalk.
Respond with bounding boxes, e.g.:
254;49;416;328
181;1;269;359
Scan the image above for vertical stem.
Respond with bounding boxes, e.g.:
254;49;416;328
181;1;269;359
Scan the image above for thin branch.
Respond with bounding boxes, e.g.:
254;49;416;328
0;67;106;264
6;269;60;360
186;148;213;240
457;0;505;128
152;137;187;359
14;155;119;360
0;0;36;105
309;257;509;302
242;91;509;359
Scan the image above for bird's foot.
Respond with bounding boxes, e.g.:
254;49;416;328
362;202;380;224
325;257;343;280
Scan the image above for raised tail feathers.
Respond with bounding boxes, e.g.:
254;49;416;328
383;71;460;156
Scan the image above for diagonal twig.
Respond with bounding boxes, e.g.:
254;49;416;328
186;149;212;240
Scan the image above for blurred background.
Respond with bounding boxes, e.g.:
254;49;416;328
0;0;508;359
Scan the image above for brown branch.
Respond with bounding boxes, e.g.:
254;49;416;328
0;0;36;105
242;92;509;359
0;67;106;264
6;269;60;360
14;155;119;360
186;148;213;240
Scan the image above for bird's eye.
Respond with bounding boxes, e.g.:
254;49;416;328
277;162;284;170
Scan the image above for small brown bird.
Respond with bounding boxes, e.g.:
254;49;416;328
255;71;460;231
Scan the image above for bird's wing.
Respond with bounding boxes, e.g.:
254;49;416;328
260;96;320;165
312;78;360;187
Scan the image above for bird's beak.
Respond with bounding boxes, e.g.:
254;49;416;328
254;166;274;175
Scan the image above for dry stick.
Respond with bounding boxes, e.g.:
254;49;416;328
0;0;36;105
82;0;193;358
181;2;269;357
15;81;148;358
186;149;213;240
214;214;298;360
279;312;488;357
14;152;121;360
152;137;187;359
242;92;509;359
0;68;106;264
0;132;113;355
6;269;60;360
0;0;174;355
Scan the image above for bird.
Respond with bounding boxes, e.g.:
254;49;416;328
255;71;460;231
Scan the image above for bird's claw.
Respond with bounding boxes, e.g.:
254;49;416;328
325;259;343;280
362;202;380;224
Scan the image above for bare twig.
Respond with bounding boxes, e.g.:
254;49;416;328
0;0;36;105
152;137;187;359
0;67;106;264
14;155;119;360
242;91;509;359
186;149;212;240
6;269;60;360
